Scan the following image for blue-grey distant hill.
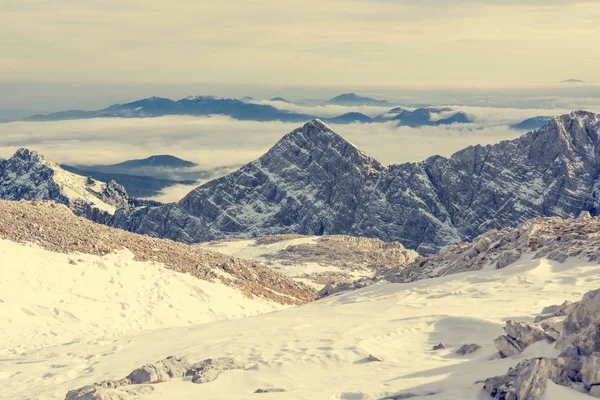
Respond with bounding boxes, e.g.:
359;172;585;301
510;116;553;131
324;112;373;124
60;164;196;198
70;155;207;181
24;96;316;123
325;93;395;107
269;97;292;103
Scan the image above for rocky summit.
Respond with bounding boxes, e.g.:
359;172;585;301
107;112;600;254
0;148;130;223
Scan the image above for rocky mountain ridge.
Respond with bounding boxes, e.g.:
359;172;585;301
0;149;130;222
108;112;600;255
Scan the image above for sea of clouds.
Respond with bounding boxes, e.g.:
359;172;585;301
2;104;598;202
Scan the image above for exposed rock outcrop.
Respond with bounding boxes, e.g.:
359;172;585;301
493;321;553;358
485;288;600;399
456;344;481;355
65;356;244;400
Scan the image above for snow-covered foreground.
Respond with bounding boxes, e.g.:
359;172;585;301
0;240;284;355
3;250;600;399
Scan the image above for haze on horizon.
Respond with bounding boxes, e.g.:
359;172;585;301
1;0;599;114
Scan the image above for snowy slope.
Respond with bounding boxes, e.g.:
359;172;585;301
199;235;417;288
0;240;284;355
3;251;600;399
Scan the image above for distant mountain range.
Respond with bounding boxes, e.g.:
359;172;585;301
24;96;314;123
20;94;477;127
561;78;586;83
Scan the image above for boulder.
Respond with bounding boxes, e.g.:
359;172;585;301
65;383;153;400
456;344;481;355
187;357;244;385
432;343;445;351
494;320;552;358
484;357;579;400
254;388;286;393
493;335;523;358
581;353;600;388
367;354;383;362
561;289;600;339
126;356;190;384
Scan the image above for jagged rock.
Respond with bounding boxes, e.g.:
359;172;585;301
432;343;445;350
485;288;600;399
126;356;190;384
579;211;592;220
456;344;481;355
494;335;523;358
493;320;553;358
367;354;383;362
581;353;600;388
484;357;580;400
496;250;522;269
561;289;600;339
540;319;562;341
254;388;286;393
191;364;221;384
317;279;375;299
535;300;577;323
188;357;244;384
65;381;152;400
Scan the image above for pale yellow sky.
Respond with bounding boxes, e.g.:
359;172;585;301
1;0;598;86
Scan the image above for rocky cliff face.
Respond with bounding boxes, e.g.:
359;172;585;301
112;112;600;254
113;119;385;242
0;148;130;222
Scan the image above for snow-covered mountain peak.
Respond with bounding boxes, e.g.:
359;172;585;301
0;148;129;217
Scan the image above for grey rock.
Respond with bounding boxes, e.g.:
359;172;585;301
561;289;600;339
254;388;286;393
188;357;244;384
493;335;523;358
367;354;383;362
109;112;600;255
484;357;579;400
581;353;600;387
126;356;190;384
455;344;481;355
432;343;445;350
65;381;152;400
591;385;600;398
191;364;221;384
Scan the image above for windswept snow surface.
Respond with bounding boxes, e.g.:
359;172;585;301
3;245;600;399
0;239;283;355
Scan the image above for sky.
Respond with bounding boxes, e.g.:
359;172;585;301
1;0;599;115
